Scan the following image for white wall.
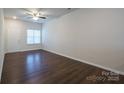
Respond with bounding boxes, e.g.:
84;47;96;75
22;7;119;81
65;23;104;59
0;9;5;80
42;9;124;74
5;18;42;53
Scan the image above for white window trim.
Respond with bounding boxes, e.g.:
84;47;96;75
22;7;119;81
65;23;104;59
27;29;41;45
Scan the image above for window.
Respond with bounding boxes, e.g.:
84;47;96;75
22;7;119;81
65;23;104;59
27;29;41;44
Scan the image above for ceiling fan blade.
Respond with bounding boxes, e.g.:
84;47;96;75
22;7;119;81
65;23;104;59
25;16;33;18
39;16;47;19
25;12;33;16
23;8;34;13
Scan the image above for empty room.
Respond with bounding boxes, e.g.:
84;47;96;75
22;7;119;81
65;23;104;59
0;8;124;84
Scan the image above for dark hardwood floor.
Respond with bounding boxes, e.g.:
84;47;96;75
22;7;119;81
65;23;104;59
1;49;124;84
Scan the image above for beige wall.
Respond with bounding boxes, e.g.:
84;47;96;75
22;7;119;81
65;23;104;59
42;9;124;74
5;18;42;53
0;9;5;80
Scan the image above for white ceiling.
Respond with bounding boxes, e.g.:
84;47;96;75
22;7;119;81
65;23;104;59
4;8;78;24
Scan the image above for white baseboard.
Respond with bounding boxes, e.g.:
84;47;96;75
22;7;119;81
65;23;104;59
43;48;124;75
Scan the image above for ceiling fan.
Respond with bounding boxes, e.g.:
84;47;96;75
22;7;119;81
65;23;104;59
24;9;47;21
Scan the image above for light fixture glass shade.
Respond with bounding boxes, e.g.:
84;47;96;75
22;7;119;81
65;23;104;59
33;17;38;20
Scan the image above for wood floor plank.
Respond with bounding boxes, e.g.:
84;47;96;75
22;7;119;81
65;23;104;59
1;49;124;84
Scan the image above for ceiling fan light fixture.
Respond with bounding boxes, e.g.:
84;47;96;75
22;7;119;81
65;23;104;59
33;16;38;20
